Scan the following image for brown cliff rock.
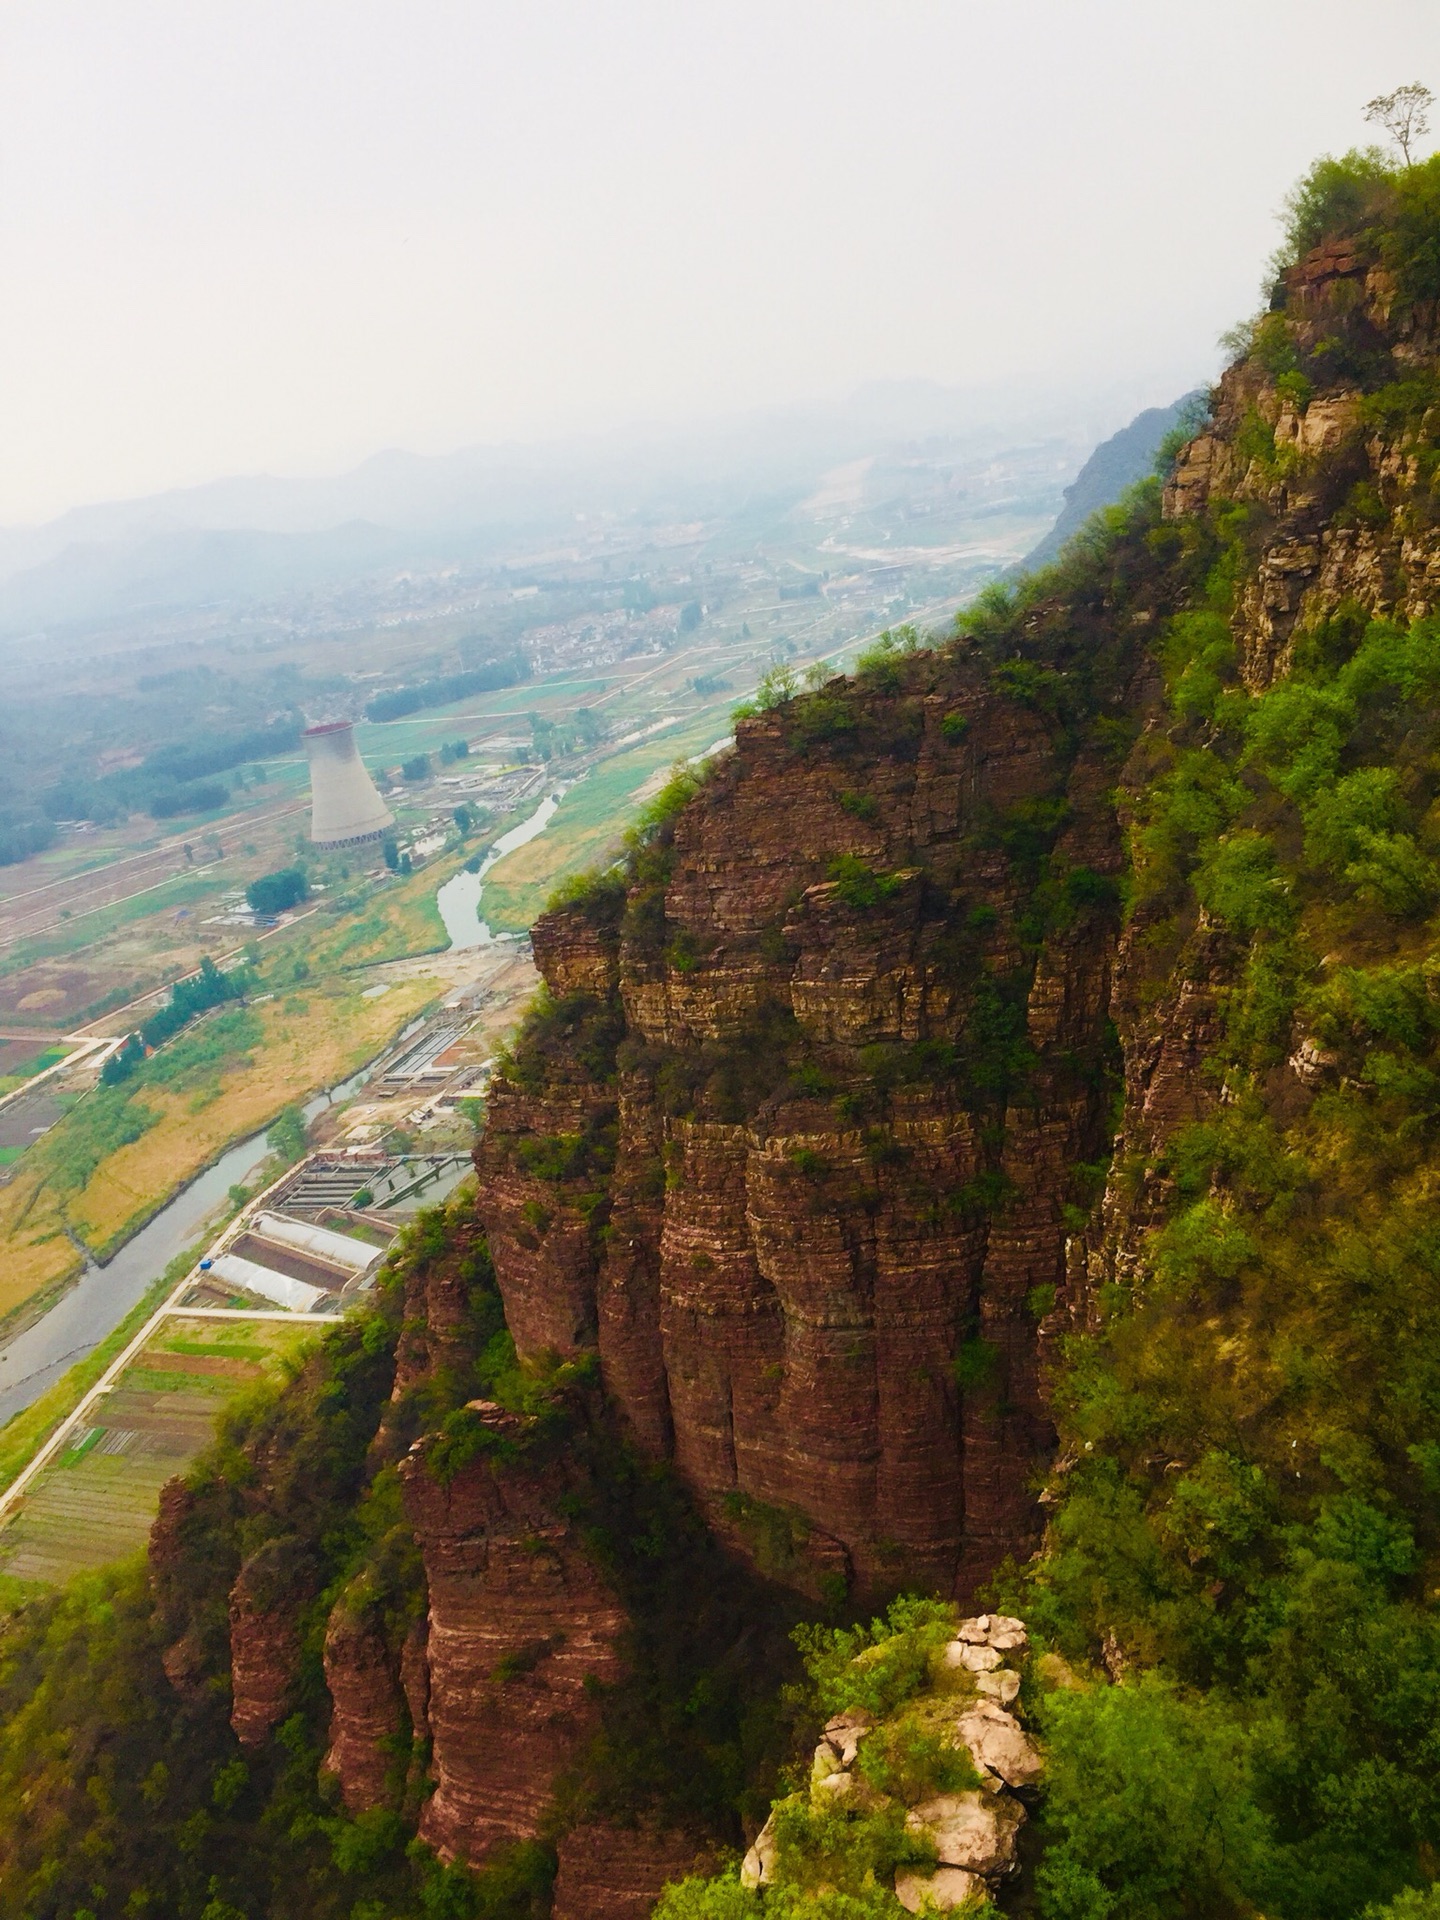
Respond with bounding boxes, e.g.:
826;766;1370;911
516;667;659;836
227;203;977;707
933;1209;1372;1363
390;1204;491;1405
229;1537;315;1748
400;1404;627;1864
532;895;622;998
401;1616;431;1745
150;1478;207;1699
474;1067;615;1359
322;1601;406;1812
478;662;1133;1601
150;1473;242;1695
551;1822;718;1920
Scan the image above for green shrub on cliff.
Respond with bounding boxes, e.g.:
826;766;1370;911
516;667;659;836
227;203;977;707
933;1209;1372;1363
1278;147;1394;263
794;1596;956;1721
1036;1678;1270;1920
656;1876;906;1920
999;453;1440;1915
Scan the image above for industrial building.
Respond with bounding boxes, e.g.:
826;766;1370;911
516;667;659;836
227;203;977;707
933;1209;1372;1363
303;721;394;847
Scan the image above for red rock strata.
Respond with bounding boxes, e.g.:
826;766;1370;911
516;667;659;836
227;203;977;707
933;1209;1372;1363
398;1403;627;1864
229;1541;311;1748
477;667;1133;1601
322;1603;406;1812
550;1822;718;1920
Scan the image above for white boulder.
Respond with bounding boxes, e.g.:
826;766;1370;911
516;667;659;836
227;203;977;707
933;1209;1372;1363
740;1810;778;1889
985;1615;1028;1653
954;1699;1043;1790
905;1789;1025;1876
823;1708;873;1766
956;1612;1028;1653
945;1640;1001;1672
975;1667;1021;1706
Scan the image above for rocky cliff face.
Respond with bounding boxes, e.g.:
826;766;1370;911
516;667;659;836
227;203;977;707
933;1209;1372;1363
550;1825;719;1920
477;642;1148;1605
399;1403;629;1863
475;226;1440;1622
322;1602;408;1812
229;1538;314;1748
1165;239;1440;692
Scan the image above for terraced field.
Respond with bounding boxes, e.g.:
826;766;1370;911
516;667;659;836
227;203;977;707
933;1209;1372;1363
0;1315;315;1588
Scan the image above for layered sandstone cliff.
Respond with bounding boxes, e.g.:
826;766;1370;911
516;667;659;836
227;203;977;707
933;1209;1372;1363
476;649;1145;1604
399;1402;629;1862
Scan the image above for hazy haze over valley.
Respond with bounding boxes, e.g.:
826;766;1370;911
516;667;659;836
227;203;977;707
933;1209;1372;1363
0;1;1432;525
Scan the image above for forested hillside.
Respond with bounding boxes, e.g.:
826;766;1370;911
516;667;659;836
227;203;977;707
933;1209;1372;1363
2;144;1440;1920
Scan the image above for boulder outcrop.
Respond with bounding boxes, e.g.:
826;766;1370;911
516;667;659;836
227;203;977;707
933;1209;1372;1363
743;1609;1038;1914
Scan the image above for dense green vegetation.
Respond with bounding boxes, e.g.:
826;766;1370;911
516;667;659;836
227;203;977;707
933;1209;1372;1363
0;807;56;866
365;653;528;723
105;957;252;1087
989;602;1440;1913
41;717;303;828
246;868;309;916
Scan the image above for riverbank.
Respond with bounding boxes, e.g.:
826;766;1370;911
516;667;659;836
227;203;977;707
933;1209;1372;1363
0;965;440;1341
436;788;562;946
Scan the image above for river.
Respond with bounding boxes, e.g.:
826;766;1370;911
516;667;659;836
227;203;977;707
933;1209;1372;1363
0;792;563;1423
0;1057;388;1427
435;791;561;948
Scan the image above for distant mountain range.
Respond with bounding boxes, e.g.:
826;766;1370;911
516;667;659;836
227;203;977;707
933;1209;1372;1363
0;378;1201;639
1020;390;1206;571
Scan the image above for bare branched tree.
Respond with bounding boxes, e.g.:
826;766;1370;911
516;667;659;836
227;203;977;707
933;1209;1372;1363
1364;82;1433;165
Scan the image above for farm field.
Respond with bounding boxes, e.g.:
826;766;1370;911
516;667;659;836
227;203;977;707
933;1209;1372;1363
0;968;439;1326
0;1314;316;1589
0;1038;77;1097
475;704;736;934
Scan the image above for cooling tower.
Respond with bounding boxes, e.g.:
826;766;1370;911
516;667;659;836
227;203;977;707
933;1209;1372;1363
303;722;394;847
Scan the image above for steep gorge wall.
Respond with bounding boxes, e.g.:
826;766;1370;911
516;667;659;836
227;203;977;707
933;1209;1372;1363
477;655;1142;1603
399;1408;629;1862
477;232;1440;1613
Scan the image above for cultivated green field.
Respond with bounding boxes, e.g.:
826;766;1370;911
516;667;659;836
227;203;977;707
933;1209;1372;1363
0;1315;316;1589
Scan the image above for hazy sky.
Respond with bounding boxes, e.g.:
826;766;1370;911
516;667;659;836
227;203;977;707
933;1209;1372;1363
1;1;1436;524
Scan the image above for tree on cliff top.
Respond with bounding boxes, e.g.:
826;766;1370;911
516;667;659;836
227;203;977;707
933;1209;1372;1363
1365;83;1433;167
